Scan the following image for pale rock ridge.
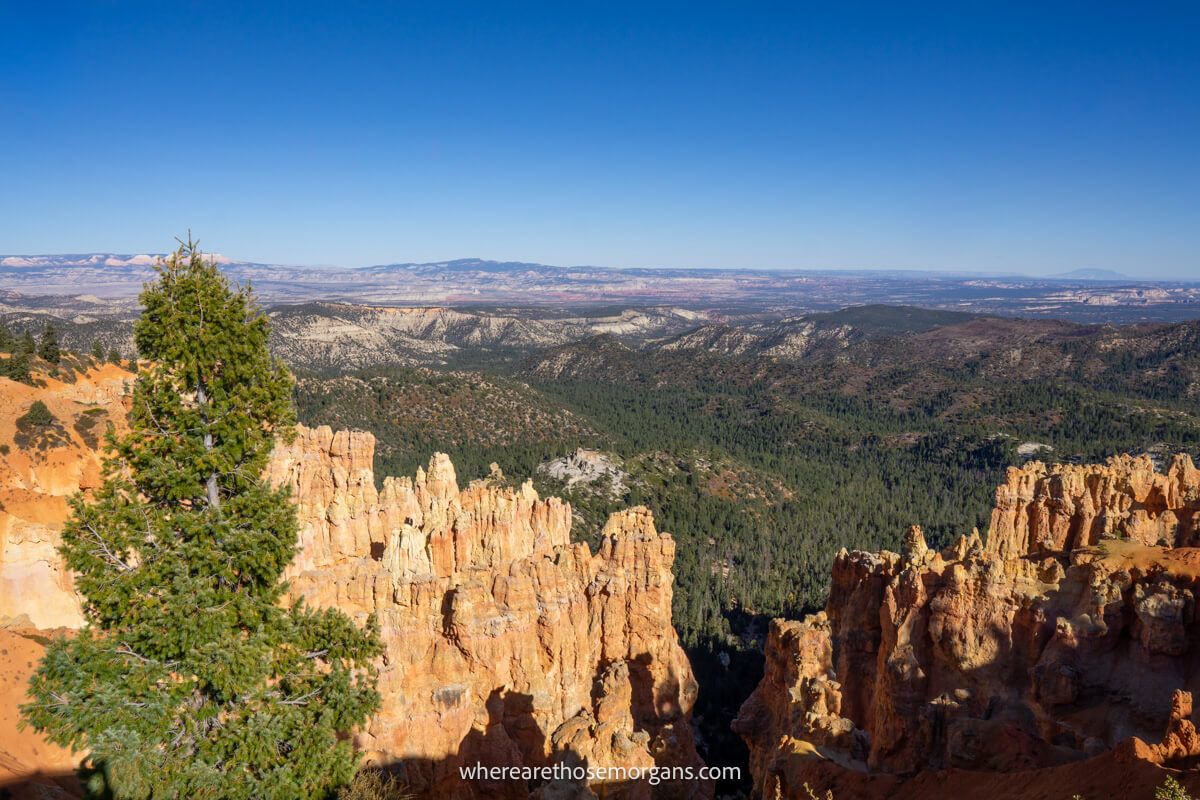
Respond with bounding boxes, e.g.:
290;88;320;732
735;454;1200;798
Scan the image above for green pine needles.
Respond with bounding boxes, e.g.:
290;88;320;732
21;239;382;799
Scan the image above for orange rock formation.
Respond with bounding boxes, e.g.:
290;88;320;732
0;365;131;629
0;626;80;797
268;426;706;798
735;455;1200;798
0;370;707;798
988;454;1200;557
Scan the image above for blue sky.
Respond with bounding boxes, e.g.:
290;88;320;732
2;1;1197;277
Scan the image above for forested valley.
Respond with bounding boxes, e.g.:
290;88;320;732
292;308;1200;773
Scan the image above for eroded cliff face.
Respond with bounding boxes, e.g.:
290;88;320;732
988;454;1200;557
735;455;1200;798
0;366;131;629
268;426;705;798
0;370;706;798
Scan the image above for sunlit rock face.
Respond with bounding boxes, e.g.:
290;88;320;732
735;456;1200;799
0;365;132;629
268;425;709;799
987;454;1200;557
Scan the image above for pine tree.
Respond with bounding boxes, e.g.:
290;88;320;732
91;340;105;361
39;322;61;364
1;329;34;382
108;346;123;364
22;239;382;800
0;320;13;351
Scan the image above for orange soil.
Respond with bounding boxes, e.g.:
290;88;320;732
1095;539;1200;581
0;627;80;796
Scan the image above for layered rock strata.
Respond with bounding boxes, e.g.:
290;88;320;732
735;455;1200;798
988;454;1200;557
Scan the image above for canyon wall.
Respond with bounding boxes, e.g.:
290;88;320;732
0;371;707;798
734;454;1200;798
0;365;130;629
268;426;706;799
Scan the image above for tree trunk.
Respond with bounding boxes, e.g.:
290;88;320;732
196;380;220;509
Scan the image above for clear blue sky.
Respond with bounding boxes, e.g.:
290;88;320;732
2;1;1197;277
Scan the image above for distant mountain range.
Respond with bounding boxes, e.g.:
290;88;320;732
1;254;1198;323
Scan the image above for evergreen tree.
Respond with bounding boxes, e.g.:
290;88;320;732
22;239;382;800
91;340;105;361
0;320;13;351
38;323;61;364
108;346;123;364
1;329;34;382
19;399;55;428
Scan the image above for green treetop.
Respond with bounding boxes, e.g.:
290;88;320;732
1;327;34;382
21;239;381;800
38;322;61;364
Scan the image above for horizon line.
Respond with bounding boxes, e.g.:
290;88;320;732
0;253;1182;283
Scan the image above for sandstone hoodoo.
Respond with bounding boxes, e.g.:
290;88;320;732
269;425;707;798
734;454;1200;798
987;454;1200;556
10;362;1200;798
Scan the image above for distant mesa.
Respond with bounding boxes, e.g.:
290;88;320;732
1050;268;1132;281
